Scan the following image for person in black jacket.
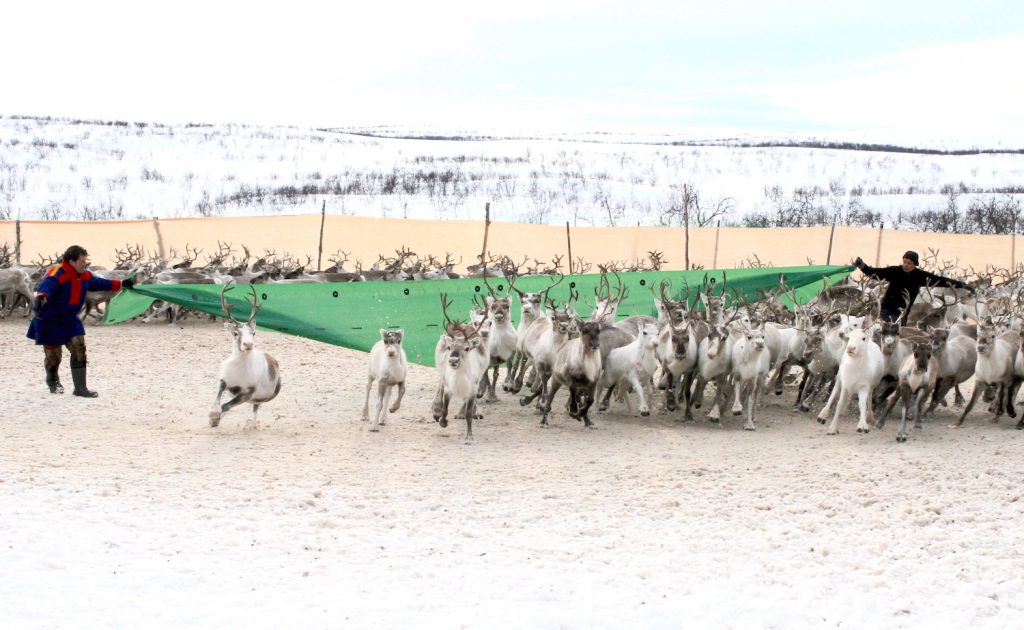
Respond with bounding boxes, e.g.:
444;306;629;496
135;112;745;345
853;250;974;324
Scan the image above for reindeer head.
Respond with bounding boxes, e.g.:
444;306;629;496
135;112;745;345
911;342;934;374
379;328;404;357
844;328;872;358
220;285;261;352
576;319;603;352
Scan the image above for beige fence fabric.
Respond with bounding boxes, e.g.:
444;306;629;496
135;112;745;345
0;216;1014;272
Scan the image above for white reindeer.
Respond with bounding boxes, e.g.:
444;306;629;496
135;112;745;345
209;286;282;430
0;267;34;318
816;325;884;435
690;325;735;423
433;296;490;444
597;321;661;416
953;325;1019;427
729;322;772;431
361;328;407;431
518;305;574;408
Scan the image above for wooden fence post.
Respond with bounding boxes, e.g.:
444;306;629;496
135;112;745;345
317;200;326;271
151;217;165;261
874;222;884;266
712;221;721;269
566;221;573;274
826;219;836;265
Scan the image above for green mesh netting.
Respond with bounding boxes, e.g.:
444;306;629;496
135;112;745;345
105;265;854;366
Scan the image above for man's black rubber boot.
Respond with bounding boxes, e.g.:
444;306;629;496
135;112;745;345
70;365;99;398
46;367;64;394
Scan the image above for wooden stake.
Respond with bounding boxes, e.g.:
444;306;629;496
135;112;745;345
874;222;885;266
317;200;326;271
566;221;573;274
826;218;836;265
479;202;491;265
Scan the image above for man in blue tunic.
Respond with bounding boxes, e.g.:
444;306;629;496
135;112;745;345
27;245;135;397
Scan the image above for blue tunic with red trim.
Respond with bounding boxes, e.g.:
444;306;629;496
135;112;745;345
26;262;122;346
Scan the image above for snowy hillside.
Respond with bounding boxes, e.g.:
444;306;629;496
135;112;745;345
1;115;1022;231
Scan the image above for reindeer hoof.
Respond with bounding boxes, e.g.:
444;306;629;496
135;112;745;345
439;418;448;428
640;410;650;417
369;426;380;433
732;409;742;416
816;416;827;425
896;434;907;443
857;427;870;434
744;426;755;431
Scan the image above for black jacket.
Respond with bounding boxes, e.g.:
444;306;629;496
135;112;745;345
857;262;970;315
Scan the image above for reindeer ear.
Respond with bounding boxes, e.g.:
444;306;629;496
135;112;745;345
379;328;388;340
394;329;404;342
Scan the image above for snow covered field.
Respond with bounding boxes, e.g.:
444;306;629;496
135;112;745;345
3;316;1023;629
2;116;1022;231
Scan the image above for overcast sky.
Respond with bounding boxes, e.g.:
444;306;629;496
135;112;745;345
4;1;1022;140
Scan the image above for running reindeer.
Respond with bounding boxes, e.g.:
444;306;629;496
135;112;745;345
361;328;408;431
433;294;491;444
209;285;282;430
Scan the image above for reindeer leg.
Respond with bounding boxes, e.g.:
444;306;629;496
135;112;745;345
361;374;375;421
371;382;390;430
896;388;912;442
464;398;475;444
816;378;841;425
743;383;757;431
876;385;901;428
680;373;696;422
432;383;445;421
541;379;562;427
598;383;615;412
488;366;500;402
953;386;983;427
246;403;261;431
630;373;650;417
209;380;228;427
663;371;678;411
579;385;597;428
856;387;873;433
389;381;405;413
826;388;850;435
439;392;452;428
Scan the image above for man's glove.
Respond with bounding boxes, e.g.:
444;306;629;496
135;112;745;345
33;294;46;312
854;256;864;269
122;278;135;290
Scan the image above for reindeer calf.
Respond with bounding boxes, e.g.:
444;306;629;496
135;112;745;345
361;329;407;431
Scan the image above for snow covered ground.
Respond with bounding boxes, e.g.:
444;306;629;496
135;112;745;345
2;115;1022;230
3;316;1023;629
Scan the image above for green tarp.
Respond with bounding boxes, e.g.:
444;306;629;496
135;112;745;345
105;265;854;366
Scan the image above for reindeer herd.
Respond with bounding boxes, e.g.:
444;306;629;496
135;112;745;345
6;239;1024;445
417;262;1024;445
